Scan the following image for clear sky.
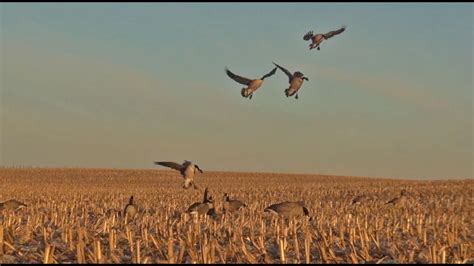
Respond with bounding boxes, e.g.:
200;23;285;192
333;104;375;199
0;3;472;180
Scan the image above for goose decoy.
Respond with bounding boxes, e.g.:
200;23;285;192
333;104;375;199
207;206;222;221
187;188;215;216
385;189;408;206
351;194;370;205
123;196;138;218
0;199;27;211
303;25;346;51
264;201;312;220
225;66;277;99
154;160;203;189
222;193;246;213
273;62;308;99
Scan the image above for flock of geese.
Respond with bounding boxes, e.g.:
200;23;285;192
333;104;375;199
122;187;316;221
225;25;346;100
1;187;409;222
1;24;407;222
121;187;409;221
140;159;408;221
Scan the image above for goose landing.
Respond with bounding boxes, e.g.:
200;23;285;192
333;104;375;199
274;62;308;99
154;160;203;189
226;66;277;99
303;25;346;51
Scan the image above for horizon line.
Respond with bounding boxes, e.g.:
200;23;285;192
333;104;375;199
1;165;471;182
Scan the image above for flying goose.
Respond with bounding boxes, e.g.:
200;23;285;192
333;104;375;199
385;189;408;206
123;196;138;219
154;160;203;189
222;193;246;213
225;67;277;99
187;187;215;216
273;62;308;99
0;199;27;211
264;201;312;220
303;25;346;51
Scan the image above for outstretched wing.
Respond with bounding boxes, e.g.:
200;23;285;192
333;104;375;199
154;161;184;171
260;67;277;80
225;67;252;85
323;25;346;39
303;31;314;41
273;62;293;83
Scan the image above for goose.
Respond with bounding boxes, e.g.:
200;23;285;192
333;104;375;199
351;194;370;205
222;193;246;213
154;160;203;189
273;62;308;99
0;199;27;211
225;67;277;99
264;201;312;220
187;188;215;216
123;196;138;219
385;189;408;206
303;25;346;51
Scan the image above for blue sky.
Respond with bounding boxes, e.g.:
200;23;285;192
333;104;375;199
0;3;472;179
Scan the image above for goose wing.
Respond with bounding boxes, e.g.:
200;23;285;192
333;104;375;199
323;25;346;39
225;67;252;85
187;202;202;213
385;196;399;205
267;202;293;212
229;199;245;208
273;62;293;83
154;161;184;171
260;67;277;80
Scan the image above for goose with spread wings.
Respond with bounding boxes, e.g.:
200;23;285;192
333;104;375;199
154;160;203;189
303;25;346;51
225;67;277;99
273;62;309;99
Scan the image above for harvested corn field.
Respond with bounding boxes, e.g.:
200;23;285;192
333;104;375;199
0;168;472;264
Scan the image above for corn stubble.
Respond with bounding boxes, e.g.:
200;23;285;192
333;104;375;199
0;168;472;264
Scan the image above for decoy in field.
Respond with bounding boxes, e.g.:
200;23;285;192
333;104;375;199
222;193;246;213
187;187;215;216
0;199;27;211
385;189;408;206
303;25;346;51
225;66;277;99
264;201;312;220
154;160;203;189
273;62;308;99
123;196;138;218
351;194;370;205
